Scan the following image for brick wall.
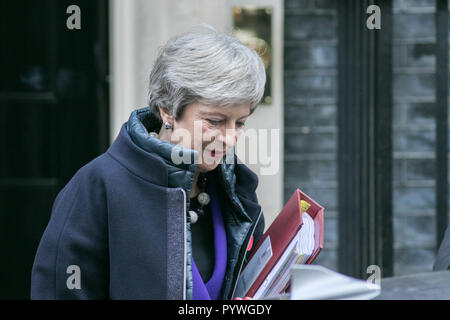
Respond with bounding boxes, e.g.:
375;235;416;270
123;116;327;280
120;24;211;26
284;0;450;276
392;0;439;275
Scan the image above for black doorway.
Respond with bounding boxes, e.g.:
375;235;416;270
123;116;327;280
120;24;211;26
0;0;109;299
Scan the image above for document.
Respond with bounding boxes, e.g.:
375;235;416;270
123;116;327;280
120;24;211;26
253;212;315;298
233;188;325;299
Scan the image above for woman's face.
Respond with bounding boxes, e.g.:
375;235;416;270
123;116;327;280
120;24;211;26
169;101;251;172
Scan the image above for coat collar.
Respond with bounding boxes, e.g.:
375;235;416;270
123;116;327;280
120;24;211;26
126;107;198;200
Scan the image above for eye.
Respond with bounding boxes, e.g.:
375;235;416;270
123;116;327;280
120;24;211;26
236;121;246;128
206;119;223;126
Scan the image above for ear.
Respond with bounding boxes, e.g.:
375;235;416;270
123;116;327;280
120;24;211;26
158;106;174;123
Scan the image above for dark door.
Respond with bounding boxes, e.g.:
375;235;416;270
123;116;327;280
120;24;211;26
0;0;109;299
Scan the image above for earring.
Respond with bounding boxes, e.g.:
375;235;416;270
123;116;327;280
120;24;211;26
164;121;173;130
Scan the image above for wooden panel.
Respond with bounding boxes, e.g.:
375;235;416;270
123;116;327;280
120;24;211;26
0;0;53;93
0;186;57;299
0;0;109;299
0;102;58;179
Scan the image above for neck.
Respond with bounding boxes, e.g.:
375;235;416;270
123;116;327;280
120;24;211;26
158;124;172;143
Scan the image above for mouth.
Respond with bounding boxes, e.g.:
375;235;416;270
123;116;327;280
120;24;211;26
209;149;225;158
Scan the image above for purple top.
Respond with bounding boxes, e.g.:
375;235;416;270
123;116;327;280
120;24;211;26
191;182;228;300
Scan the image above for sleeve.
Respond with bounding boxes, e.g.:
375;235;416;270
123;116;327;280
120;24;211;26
30;170;109;299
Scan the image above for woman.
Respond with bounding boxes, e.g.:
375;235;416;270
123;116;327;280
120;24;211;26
31;27;266;300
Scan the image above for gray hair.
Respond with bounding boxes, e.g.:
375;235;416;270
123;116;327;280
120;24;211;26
147;26;266;122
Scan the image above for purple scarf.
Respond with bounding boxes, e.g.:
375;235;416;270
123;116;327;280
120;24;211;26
191;181;227;300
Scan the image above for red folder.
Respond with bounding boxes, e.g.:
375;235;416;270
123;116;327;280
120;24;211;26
244;188;324;298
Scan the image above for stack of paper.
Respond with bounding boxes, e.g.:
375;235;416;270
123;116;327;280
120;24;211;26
252;212;315;299
233;188;325;300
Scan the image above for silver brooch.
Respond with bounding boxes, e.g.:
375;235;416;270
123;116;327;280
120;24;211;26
197;192;210;206
189;210;198;224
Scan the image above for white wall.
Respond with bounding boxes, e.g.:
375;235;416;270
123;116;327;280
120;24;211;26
110;0;284;228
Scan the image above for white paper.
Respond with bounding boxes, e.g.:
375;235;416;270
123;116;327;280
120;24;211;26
290;265;381;300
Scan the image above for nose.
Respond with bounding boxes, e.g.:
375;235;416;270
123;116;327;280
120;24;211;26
217;126;239;150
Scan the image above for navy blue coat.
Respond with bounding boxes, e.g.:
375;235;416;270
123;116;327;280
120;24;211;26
31;108;264;300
